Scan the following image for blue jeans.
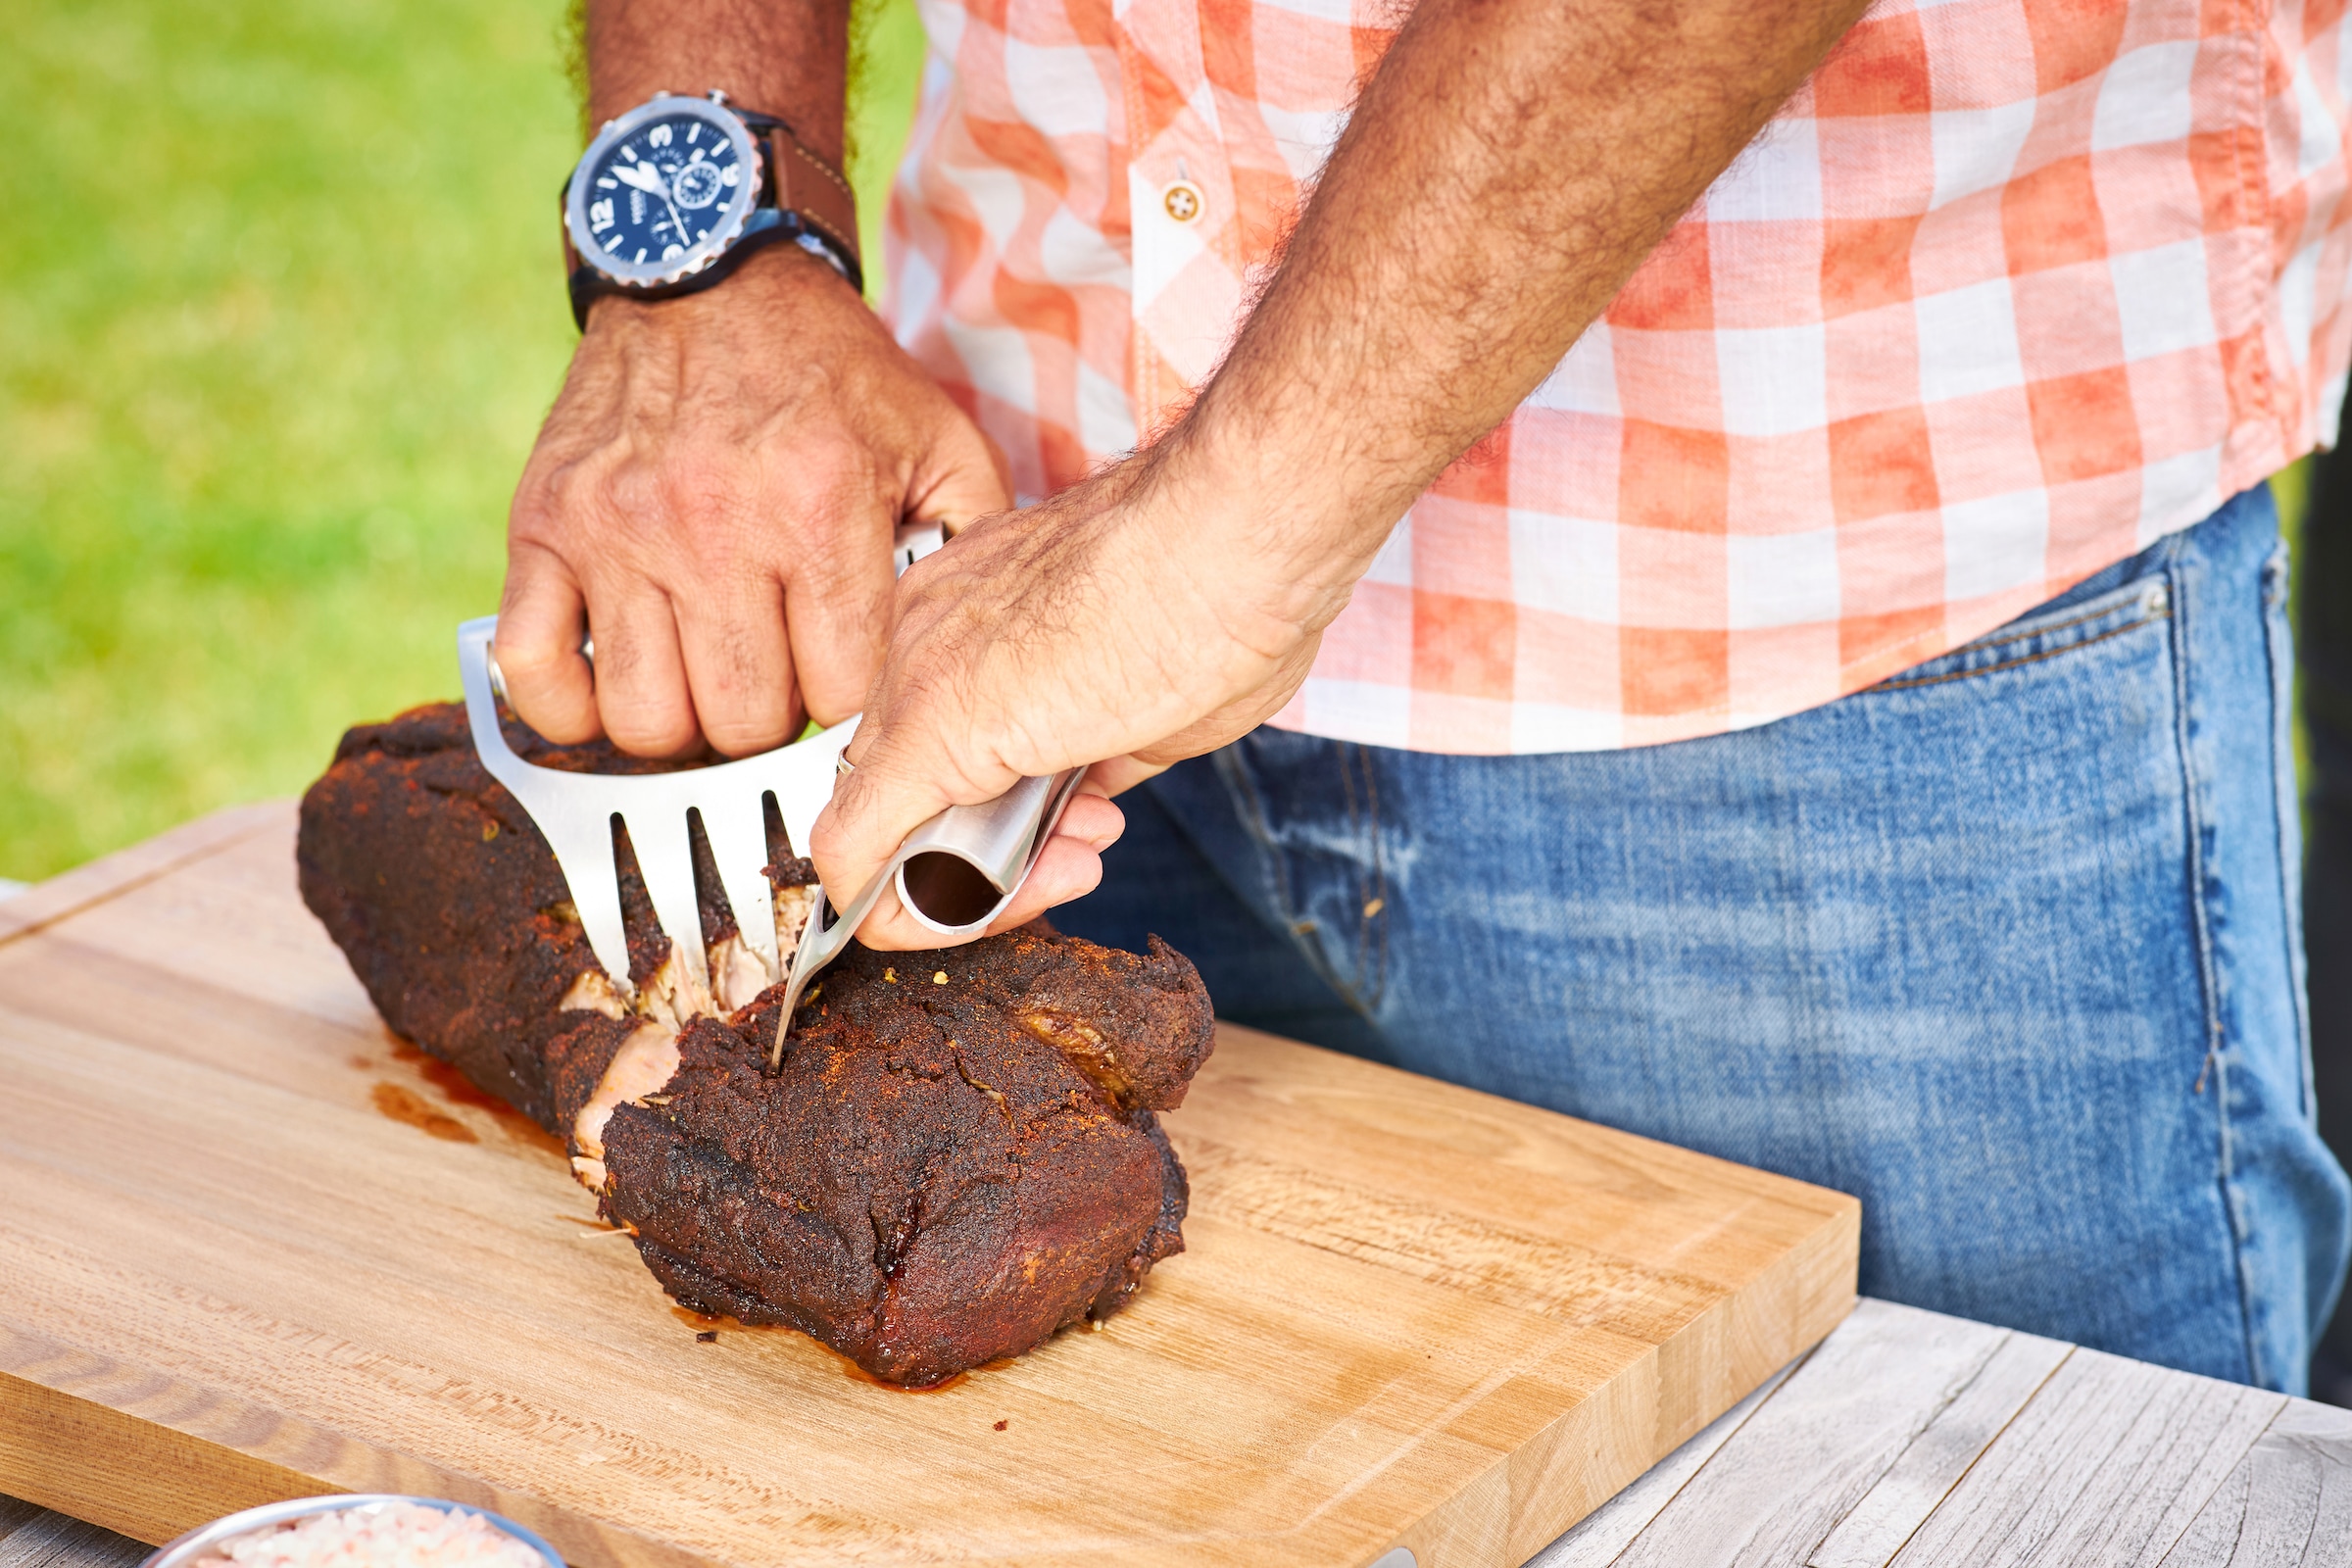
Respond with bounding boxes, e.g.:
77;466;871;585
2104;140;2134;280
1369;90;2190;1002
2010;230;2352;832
1061;485;2350;1394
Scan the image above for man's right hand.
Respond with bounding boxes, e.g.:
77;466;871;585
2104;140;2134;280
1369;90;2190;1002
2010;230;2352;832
496;243;1011;760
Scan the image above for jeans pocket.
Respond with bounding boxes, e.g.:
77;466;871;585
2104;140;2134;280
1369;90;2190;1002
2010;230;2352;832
1869;574;2175;692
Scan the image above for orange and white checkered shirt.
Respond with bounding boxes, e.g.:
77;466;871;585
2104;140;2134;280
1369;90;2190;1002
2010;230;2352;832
886;0;2352;752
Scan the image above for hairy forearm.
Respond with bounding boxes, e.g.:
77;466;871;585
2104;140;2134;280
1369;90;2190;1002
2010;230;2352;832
1169;0;1870;617
585;0;849;162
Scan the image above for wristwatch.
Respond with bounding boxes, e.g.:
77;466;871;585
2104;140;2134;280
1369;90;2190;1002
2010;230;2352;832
561;89;862;329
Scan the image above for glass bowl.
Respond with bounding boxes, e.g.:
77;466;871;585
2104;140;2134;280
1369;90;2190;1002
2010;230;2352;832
140;1494;564;1568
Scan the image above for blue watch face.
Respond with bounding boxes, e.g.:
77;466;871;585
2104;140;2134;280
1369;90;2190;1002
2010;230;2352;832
579;110;749;273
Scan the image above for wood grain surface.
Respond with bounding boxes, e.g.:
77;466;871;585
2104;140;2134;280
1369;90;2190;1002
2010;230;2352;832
0;805;1858;1568
0;1504;145;1568
1539;1298;2352;1568
0;1496;145;1568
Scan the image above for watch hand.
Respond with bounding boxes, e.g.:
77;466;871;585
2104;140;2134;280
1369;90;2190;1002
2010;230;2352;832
613;162;666;195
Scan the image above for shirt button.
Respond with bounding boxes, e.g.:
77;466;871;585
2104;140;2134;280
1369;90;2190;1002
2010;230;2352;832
1162;181;1203;222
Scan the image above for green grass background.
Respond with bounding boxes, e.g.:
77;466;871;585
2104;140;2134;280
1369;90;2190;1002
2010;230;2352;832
0;0;926;882
0;0;2320;883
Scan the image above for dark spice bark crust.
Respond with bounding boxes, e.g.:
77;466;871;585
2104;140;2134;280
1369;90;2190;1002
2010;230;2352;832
296;702;1214;1383
296;701;808;1128
604;938;1209;1385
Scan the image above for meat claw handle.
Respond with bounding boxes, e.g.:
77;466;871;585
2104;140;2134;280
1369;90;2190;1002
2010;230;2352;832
892;768;1089;936
768;766;1087;1067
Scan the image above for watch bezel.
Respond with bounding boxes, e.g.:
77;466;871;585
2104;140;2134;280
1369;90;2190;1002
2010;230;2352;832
564;93;762;291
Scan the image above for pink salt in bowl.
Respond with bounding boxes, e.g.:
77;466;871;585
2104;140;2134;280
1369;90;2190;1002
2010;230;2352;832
141;1495;564;1568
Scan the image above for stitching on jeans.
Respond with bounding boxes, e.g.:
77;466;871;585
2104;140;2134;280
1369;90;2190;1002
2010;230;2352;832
1940;594;2160;658
2260;544;2315;1118
1869;612;2164;691
2162;540;2260;1389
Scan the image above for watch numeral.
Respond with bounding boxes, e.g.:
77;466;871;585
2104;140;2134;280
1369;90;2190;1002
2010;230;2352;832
721;165;740;186
589;199;614;231
649;122;673;148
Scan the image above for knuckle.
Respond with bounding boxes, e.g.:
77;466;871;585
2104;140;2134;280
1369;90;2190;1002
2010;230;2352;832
496;639;569;681
603;702;697;759
509;471;568;539
602;458;674;533
702;712;789;757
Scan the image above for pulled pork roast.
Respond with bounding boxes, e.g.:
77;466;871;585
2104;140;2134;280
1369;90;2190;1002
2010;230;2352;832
297;703;1214;1385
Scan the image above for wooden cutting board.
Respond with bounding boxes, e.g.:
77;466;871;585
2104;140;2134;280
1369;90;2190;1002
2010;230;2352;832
0;805;1858;1568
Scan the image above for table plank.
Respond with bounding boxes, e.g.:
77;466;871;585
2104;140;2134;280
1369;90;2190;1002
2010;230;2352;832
1544;1299;2352;1568
1809;1328;2073;1567
2157;1401;2352;1566
1885;1347;2283;1567
0;1500;145;1568
1543;1298;2011;1567
0;1504;43;1547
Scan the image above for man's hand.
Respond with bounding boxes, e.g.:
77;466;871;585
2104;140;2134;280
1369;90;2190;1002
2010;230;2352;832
498;246;1009;760
812;0;1873;945
811;449;1337;946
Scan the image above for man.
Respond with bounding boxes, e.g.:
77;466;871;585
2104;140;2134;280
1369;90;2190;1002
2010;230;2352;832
503;0;2352;1391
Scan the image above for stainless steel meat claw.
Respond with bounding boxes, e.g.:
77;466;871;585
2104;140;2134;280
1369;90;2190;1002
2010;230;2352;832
456;615;853;1000
453;522;1083;1065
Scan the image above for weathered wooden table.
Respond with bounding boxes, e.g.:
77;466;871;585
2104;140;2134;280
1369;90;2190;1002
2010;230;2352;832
8;1295;2346;1567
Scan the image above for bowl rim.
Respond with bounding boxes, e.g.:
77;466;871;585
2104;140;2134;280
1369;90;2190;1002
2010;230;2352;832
140;1494;564;1568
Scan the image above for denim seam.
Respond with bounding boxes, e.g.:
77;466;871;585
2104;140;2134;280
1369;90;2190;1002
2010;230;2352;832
2168;540;2264;1389
1869;610;2166;692
2261;545;2316;1118
1936;592;2160;658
